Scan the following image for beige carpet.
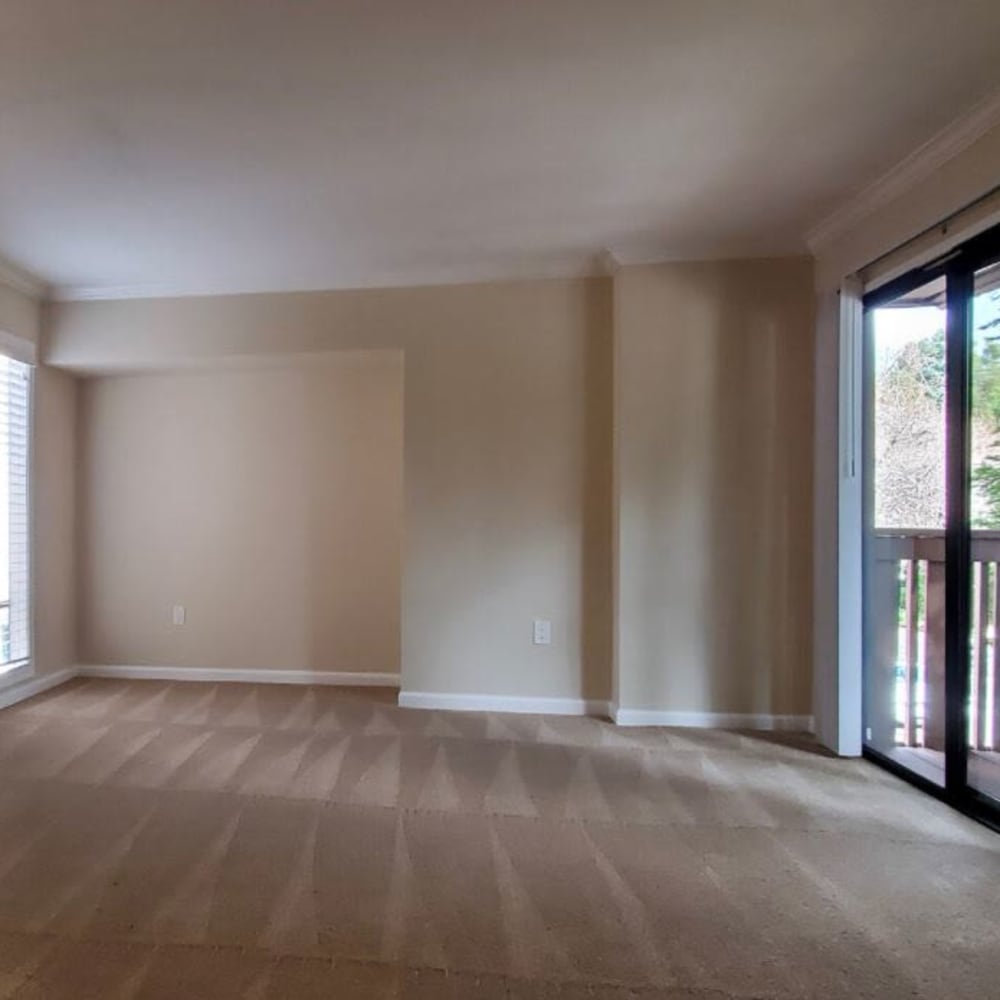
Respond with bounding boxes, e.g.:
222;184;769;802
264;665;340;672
0;678;998;999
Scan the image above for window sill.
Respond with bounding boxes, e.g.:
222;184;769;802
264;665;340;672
0;660;33;688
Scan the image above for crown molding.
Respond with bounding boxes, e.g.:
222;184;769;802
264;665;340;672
49;241;809;303
52;282;198;302
0;254;46;300
806;88;1000;254
50;253;611;303
604;235;805;269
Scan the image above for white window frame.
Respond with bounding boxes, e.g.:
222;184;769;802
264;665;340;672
0;330;36;689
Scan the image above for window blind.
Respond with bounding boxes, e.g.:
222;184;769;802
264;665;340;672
0;355;31;669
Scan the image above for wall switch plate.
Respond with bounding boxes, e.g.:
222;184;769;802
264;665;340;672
532;619;552;645
865;727;872;741
172;605;186;626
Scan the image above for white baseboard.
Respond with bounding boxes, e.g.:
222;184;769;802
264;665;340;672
611;705;815;732
76;665;400;688
1;666;812;734
400;692;812;730
0;667;78;710
399;690;612;717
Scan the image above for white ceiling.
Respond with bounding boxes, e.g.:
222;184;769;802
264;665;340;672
2;0;1000;299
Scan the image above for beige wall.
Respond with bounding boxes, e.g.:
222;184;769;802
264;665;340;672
33;366;78;676
78;353;403;674
0;280;39;346
613;259;815;716
51;278;614;701
50;267;812;712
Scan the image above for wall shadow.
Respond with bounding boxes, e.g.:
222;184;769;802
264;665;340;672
701;261;814;718
580;278;615;702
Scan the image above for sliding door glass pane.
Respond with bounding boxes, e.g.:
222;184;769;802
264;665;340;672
968;260;1000;803
0;362;8;663
864;276;947;786
0;356;30;668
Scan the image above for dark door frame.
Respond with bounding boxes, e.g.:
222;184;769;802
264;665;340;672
862;222;1000;833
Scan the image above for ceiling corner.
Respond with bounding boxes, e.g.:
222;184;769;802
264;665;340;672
804;87;1000;256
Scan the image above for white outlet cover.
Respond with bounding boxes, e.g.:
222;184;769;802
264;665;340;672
532;619;552;645
172;605;186;626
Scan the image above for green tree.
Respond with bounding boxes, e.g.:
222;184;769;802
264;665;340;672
970;290;1000;526
875;327;946;529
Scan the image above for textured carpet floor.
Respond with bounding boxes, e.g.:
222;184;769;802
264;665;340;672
0;678;997;999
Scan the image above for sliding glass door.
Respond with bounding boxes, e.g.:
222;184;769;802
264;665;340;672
863;224;1000;826
967;260;1000;805
865;275;948;786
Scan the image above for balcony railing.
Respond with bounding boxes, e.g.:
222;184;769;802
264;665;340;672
872;530;1000;752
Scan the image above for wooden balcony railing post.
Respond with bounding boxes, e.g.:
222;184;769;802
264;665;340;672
974;563;991;751
872;529;1000;754
924;557;947;751
869;540;904;749
994;575;1000;750
903;560;919;746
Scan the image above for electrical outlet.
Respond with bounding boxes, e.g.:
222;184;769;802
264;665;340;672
532;619;552;645
172;605;186;626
